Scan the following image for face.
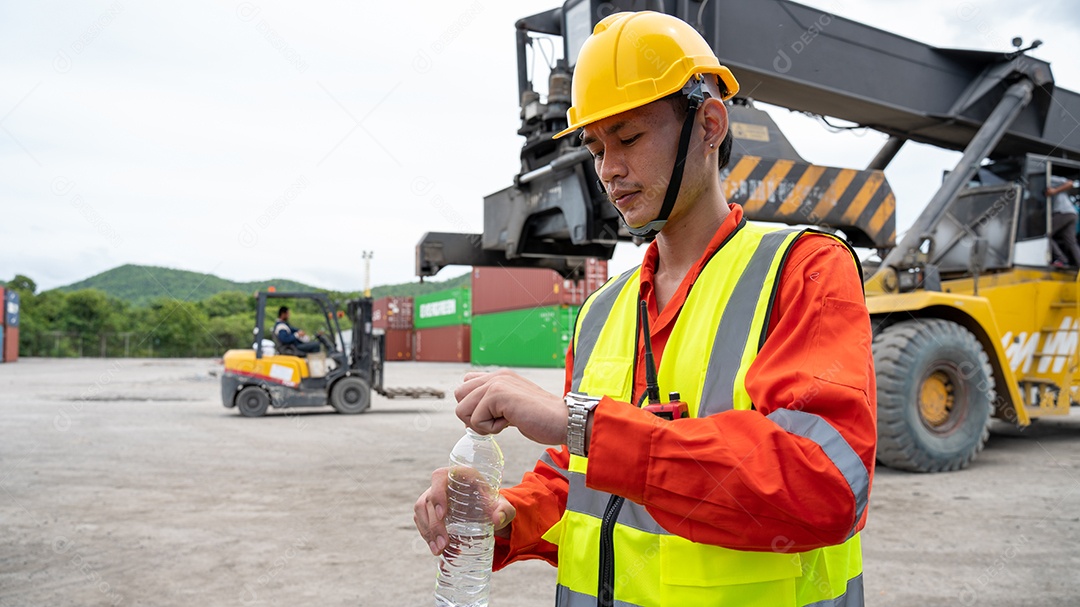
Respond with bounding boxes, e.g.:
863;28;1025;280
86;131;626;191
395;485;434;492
581;100;684;229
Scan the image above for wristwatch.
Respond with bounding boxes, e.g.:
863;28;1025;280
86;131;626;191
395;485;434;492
565;392;602;457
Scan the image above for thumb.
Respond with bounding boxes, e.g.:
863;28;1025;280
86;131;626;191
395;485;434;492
493;497;516;530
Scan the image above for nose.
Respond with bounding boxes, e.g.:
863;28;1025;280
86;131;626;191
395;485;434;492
596;147;627;187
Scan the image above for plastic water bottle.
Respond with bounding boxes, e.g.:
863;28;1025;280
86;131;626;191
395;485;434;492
434;429;505;607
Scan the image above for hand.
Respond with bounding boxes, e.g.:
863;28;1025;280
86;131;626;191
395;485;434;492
454;370;568;445
413;467;516;555
297;330;306;337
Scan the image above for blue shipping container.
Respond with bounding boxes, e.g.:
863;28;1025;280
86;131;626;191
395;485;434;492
5;290;18;327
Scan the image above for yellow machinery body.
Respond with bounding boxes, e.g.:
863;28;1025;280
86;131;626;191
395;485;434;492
866;268;1080;425
223;349;310;388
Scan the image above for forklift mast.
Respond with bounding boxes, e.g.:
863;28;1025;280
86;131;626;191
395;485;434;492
415;0;1080;283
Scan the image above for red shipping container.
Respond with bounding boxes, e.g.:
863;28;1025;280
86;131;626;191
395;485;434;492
472;267;576;315
584;258;609;293
383;328;414;361
373;296;414;330
3;326;17;362
414;325;470;362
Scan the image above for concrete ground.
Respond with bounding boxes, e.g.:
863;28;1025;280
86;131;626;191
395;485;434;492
0;358;1077;606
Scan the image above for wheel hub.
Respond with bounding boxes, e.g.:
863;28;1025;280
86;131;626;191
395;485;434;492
919;370;954;427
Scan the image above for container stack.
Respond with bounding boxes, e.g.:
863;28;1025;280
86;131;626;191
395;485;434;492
413;287;471;362
373;296;414;361
2;288;19;363
470;260;608;368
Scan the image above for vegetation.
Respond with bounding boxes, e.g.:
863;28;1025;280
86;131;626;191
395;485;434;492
57;264;320;307
6;265;470;358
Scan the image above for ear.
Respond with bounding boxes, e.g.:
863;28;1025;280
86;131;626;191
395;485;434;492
699;97;728;152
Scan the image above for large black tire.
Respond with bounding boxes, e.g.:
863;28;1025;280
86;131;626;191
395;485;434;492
329;376;371;414
236;386;270;418
873;319;994;472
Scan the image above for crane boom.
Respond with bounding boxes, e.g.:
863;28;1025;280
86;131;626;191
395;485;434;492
416;0;1080;279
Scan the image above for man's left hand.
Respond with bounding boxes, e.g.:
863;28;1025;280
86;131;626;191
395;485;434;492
454;370;567;445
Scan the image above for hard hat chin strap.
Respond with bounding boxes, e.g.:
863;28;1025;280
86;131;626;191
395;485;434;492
621;78;707;239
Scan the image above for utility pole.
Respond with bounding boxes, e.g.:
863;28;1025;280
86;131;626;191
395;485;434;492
362;251;373;298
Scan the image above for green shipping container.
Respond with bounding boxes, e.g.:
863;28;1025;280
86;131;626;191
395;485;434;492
471;305;578;368
414;287;471;329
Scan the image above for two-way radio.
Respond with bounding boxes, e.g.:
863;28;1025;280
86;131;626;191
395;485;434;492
638;300;689;420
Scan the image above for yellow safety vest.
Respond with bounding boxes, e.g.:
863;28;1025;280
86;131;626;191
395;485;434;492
542;221;868;607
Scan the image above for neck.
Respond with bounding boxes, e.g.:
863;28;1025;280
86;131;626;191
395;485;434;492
653;183;729;279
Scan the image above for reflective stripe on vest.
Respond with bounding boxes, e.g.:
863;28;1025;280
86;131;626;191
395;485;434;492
553;221;866;607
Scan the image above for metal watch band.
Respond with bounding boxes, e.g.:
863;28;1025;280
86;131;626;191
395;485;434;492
566;393;601;457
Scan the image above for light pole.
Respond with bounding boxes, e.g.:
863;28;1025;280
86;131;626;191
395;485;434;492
362;251;373;298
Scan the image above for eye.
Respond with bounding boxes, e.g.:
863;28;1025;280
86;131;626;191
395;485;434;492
621;134;641;146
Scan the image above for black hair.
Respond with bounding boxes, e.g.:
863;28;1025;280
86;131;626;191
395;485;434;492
278;306;289;318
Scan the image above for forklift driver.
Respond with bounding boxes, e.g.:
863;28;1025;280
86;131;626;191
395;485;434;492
274;306;320;355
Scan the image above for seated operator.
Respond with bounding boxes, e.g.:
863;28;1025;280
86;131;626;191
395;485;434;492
1048;175;1080;267
273;306;320;355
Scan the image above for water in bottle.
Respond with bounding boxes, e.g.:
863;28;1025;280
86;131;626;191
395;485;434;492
434;429;505;607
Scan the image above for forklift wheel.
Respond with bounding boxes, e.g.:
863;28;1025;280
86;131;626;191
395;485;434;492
236;386;270;418
330;377;371;414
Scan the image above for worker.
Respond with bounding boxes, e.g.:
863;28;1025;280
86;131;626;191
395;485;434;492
414;11;875;606
274;306;319;354
1047;175;1080;267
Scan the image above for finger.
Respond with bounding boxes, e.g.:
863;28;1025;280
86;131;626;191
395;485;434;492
473;416;510;435
454;372;492;403
425;497;445;555
421;469;450;554
462;387;502;433
455;380;491;427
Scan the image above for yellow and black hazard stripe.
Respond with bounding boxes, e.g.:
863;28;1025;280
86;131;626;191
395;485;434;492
721;155;896;249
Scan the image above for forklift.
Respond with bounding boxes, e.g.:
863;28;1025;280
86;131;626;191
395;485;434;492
221;291;443;417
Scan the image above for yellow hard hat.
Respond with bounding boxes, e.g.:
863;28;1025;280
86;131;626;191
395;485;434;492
554;11;740;139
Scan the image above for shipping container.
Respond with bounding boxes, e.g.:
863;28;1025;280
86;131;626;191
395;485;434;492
373;296;414;330
414;288;471;329
0;323;4;362
4;289;18;328
472;267;573;315
382;328;414;361
584;258;609;294
471;305;577;368
3;326;17;362
414;324;470;362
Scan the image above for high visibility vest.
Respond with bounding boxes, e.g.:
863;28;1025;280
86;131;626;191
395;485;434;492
544;221;869;607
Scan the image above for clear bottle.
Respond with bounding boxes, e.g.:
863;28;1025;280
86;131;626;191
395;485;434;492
434;429;505;607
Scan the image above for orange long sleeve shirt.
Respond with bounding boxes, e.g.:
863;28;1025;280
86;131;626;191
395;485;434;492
494;204;876;569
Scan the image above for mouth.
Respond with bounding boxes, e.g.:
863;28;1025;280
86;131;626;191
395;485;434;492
610;191;639;208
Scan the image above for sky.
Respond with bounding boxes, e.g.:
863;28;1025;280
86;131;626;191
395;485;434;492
3;0;1079;293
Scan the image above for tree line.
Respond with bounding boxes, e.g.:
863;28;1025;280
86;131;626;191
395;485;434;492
7;275;353;358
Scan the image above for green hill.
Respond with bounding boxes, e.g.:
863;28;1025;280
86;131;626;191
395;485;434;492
55;264;470;306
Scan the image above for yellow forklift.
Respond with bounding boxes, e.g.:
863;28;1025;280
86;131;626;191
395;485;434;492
221;292;442;417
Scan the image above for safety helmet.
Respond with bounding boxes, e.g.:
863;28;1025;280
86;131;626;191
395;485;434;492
554;11;739;139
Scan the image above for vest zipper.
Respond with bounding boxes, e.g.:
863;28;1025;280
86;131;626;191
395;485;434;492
597;494;624;607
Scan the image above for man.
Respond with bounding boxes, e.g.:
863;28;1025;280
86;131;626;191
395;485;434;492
1047;175;1080;267
274;306;319;355
415;11;875;606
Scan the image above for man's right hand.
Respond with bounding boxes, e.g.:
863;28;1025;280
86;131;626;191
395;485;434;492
413;467;516;555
